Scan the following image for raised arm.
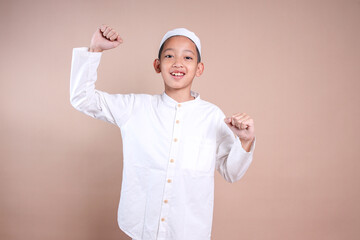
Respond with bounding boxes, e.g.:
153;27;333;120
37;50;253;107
216;110;256;183
70;25;134;127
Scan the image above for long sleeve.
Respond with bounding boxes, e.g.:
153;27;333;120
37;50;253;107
69;47;135;127
215;110;256;183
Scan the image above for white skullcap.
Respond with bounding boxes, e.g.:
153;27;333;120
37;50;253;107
159;28;201;56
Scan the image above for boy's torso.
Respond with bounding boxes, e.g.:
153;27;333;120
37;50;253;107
117;92;222;239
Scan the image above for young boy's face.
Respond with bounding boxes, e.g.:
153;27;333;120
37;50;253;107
153;36;204;93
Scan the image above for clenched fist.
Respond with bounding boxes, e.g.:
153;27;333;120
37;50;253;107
224;113;255;152
89;24;123;52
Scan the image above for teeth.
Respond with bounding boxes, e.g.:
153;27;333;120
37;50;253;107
172;72;184;76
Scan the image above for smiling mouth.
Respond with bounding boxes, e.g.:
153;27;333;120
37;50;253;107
171;72;185;76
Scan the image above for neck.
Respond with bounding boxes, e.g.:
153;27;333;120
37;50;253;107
165;88;195;103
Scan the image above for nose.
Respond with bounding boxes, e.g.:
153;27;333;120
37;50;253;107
172;56;183;68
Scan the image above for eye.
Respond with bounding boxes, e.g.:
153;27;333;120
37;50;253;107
185;56;193;60
164;55;173;58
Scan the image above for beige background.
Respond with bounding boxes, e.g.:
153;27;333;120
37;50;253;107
1;0;359;239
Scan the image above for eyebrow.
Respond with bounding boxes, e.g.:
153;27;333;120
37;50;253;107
163;48;195;55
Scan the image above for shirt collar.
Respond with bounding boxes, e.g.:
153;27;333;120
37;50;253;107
161;90;201;108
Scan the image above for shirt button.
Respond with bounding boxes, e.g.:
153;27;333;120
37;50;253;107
161;218;165;222
164;199;168;204
167;179;172;183
176;120;180;124
170;159;174;163
173;138;178;142
178;103;181;107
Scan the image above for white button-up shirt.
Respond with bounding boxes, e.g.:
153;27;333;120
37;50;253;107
70;47;256;240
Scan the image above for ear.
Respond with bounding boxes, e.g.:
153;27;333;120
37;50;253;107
195;62;204;77
153;59;161;73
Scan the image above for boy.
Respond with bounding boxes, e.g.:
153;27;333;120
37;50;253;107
70;24;256;240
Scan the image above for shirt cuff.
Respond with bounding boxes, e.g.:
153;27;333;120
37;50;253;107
235;135;256;154
72;47;103;56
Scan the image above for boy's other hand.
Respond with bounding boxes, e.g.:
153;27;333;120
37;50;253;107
89;24;123;52
224;113;255;152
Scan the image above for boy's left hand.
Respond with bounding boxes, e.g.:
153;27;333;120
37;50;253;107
224;113;255;152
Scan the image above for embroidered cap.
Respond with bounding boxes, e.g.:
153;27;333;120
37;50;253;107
159;28;201;57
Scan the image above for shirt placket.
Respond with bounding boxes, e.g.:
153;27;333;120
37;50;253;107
157;103;183;239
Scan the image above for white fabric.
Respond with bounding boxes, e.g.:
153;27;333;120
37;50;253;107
70;47;256;240
159;28;201;56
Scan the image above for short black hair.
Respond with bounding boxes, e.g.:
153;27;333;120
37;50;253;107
158;37;201;63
